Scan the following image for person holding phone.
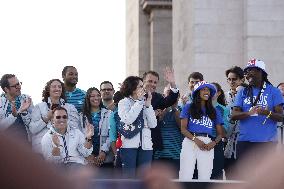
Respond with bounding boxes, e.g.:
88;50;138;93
29;79;79;153
118;76;157;178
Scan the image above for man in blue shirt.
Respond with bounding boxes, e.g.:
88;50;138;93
62;66;86;113
232;59;283;177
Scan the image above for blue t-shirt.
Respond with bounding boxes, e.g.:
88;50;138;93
234;84;283;142
154;109;183;160
180;103;223;136
65;88;86;113
212;103;230;137
91;111;101;155
109;107;118;143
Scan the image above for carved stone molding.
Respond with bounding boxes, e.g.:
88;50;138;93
141;0;172;14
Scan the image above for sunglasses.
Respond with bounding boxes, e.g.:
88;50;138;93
55;115;68;119
9;82;22;88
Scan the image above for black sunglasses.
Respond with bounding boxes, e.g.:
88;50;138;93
55;115;68;119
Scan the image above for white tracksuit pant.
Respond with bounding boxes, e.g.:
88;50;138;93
179;136;214;180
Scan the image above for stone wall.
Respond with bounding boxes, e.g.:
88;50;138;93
126;0;284;95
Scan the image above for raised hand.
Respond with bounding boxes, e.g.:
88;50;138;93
180;95;189;105
145;91;152;107
85;122;94;139
137;87;146;100
52;134;60;147
19;97;32;112
10;101;18;117
164;67;176;87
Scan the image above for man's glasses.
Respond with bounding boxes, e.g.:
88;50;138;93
9;82;22;88
55;115;68;119
227;78;238;82
100;88;113;92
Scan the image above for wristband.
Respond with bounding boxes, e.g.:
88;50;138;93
262;111;272;125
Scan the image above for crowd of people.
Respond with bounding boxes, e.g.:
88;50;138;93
0;59;283;181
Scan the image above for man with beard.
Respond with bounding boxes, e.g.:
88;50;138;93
143;68;179;152
100;81;115;110
231;59;283;176
62;66;86;113
0;74;33;143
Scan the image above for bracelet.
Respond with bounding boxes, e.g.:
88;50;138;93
267;111;272;118
192;136;196;141
262;111;272;125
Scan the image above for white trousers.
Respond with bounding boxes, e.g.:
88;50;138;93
179;137;214;180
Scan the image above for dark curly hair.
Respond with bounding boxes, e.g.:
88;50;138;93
188;72;203;83
225;66;244;79
120;76;143;97
42;79;66;102
82;87;103;122
62;66;76;78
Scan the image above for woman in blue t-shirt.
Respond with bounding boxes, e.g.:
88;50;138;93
179;81;223;180
232;59;283;173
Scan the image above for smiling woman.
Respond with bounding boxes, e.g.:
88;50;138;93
0;0;126;104
179;81;224;180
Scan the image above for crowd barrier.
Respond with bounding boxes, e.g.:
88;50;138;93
89;179;244;189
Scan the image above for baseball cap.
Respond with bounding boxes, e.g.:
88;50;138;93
192;81;216;97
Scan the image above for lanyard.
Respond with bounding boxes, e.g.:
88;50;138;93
249;82;266;107
61;135;70;163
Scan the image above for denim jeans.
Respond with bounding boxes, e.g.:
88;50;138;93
120;147;153;178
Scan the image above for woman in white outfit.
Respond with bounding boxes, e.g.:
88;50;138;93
179;81;223;180
29;79;79;153
118;76;157;178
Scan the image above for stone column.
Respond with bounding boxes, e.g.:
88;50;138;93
126;0;172;93
245;0;284;85
148;7;172;91
173;0;244;94
126;0;150;77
